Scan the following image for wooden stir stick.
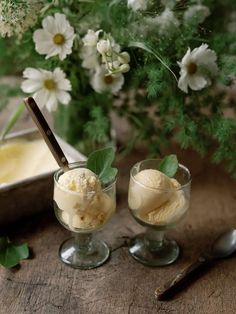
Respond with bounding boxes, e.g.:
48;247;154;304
24;97;69;172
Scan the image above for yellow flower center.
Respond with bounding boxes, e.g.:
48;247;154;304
104;75;114;85
187;62;198;75
53;33;65;45
44;79;56;90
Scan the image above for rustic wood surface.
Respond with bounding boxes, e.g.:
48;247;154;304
0;98;236;314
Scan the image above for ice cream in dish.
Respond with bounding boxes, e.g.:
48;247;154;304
54;167;115;231
128;167;188;226
0;138;59;185
127;157;191;267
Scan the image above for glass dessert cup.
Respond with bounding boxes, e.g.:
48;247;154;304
128;159;191;266
53;161;116;269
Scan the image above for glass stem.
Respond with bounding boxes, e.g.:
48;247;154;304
74;233;93;253
145;228;165;251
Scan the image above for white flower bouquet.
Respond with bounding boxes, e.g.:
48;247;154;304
0;0;235;177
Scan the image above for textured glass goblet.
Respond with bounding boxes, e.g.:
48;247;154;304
53;161;116;269
128;159;191;266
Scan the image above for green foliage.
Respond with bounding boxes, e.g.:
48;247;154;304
0;84;22;113
0;0;236;177
84;106;110;145
87;147;117;184
0;237;29;268
0;103;25;140
159;154;178;178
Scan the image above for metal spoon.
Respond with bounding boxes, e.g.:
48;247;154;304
155;229;236;300
24;97;69;172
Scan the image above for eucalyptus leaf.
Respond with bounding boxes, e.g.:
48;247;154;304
87;147;117;184
0;237;29;268
159;154;178;178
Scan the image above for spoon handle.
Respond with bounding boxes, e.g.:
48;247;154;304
24;97;69;171
155;256;211;300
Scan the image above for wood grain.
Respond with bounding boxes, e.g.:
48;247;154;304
1;97;236;313
0;149;236;314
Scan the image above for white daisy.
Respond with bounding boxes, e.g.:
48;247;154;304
177;44;218;93
33;13;75;61
127;0;148;12
21;67;72;111
90;66;124;94
184;5;210;24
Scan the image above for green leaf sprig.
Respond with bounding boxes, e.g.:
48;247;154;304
159;154;178;178
0;237;29;268
86;147;118;184
0;103;25;142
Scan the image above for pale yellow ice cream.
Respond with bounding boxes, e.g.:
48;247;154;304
128;169;187;225
54;168;115;231
0;139;58;184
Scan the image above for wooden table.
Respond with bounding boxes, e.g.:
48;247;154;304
0;100;236;313
0;147;236;314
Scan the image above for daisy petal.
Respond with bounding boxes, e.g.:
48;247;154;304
33;89;50;109
188;74;208;91
23;68;43;80
38;42;56;56
45;46;62;59
55;13;68;33
53;68;66;81
42;16;56;34
111;74;124;94
64;28;75;40
56;90;71;105
178;73;189;93
46;92;58;111
33;29;52;45
21;79;42;93
180;48;191;66
57;79;72;91
191;44;208;60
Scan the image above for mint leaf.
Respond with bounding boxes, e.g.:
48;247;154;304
159;154;178;178
101;167;118;185
87;147;117;184
0;237;29;268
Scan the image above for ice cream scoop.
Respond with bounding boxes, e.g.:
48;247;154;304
128;168;187;225
58;168;101;193
128;169;174;215
147;190;187;225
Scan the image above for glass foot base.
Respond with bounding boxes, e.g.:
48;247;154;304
59;237;110;269
128;234;179;266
